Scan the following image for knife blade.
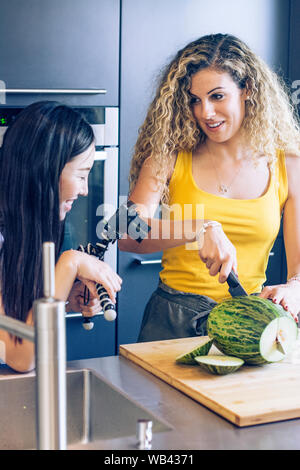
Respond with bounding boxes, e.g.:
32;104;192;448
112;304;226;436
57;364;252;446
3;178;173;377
275;327;287;355
275;338;286;355
227;270;248;297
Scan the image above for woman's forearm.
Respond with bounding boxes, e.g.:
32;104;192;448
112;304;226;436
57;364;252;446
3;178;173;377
0;310;35;373
54;250;79;301
118;218;206;254
0;250;97;373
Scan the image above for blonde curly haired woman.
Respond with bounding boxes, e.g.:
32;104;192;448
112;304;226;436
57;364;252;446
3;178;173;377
119;33;300;341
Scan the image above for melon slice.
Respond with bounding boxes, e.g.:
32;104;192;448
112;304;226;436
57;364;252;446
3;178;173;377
195;355;244;375
175;338;213;364
260;316;298;362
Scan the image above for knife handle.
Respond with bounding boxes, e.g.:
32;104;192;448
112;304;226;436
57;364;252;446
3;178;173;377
227;270;239;287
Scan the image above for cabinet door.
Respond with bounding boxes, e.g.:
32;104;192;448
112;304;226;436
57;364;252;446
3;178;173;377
265;235;287;286
66;315;115;361
0;0;119;106
118;0;290;347
289;0;300;90
117;252;162;346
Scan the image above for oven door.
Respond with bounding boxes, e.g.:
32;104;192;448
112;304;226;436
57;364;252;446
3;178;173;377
61;146;118;270
62;108;119;360
64;146;119;361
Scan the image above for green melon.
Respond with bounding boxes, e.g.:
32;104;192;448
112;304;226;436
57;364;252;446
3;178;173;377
207;296;298;365
195;355;244;375
175;337;213;364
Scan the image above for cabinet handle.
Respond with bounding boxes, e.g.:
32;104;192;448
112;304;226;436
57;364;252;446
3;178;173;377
0;88;107;94
134;259;162;265
66;312;103;319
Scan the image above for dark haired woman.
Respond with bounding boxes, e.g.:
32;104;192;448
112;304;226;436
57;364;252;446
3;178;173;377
0;101;122;372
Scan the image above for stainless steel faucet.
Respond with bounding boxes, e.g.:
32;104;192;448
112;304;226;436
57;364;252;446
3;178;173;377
0;242;67;450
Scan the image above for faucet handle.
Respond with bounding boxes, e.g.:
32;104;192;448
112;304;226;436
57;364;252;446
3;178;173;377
42;242;55;299
136;419;152;449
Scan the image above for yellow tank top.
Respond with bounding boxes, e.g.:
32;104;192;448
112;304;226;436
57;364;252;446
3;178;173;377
159;149;288;302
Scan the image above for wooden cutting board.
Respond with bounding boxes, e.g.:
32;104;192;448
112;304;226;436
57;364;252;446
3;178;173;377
119;336;300;427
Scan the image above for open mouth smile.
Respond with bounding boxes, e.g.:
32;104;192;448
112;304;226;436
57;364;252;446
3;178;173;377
206;121;224;130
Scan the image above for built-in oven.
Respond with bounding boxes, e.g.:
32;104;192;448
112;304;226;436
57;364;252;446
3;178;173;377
61;107;119;274
0;105;119;360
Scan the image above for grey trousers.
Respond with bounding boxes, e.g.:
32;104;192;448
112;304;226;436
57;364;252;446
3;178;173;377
138;281;218;342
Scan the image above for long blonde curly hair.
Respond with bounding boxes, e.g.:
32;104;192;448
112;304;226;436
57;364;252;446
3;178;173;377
129;33;300;203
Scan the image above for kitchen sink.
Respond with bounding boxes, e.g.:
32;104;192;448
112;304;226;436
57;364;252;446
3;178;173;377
0;368;170;450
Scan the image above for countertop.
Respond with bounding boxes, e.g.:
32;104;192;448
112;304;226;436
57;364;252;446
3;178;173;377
68;354;300;450
1;352;300;450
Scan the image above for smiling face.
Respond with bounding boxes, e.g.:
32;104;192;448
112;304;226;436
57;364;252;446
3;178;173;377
59;143;95;221
190;68;248;144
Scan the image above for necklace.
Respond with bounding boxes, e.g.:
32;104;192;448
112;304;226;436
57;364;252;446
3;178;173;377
207;144;245;195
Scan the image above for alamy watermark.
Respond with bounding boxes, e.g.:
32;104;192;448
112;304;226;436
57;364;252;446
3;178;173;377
95;199;206;251
289;80;300;105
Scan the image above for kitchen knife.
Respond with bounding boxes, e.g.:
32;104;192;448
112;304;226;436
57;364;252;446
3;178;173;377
226;270;248;297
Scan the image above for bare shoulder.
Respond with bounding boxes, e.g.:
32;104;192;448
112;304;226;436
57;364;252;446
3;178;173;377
284;152;300;167
129;153;177;216
139;153;177;179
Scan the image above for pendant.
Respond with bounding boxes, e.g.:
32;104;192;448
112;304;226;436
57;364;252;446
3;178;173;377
219;184;228;194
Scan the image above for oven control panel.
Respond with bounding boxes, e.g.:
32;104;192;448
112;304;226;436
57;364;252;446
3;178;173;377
0;106;118;148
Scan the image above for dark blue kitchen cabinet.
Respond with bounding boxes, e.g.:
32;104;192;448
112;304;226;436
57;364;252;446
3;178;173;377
117;252;162;346
62;221;117;361
265;0;300;289
289;0;300;90
0;0;119;106
66;315;116;361
265;224;287;287
117;0;291;347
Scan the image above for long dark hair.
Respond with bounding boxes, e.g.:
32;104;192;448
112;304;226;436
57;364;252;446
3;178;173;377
0;101;94;328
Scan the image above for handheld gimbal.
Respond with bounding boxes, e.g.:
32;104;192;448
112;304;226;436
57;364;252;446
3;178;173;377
77;200;151;329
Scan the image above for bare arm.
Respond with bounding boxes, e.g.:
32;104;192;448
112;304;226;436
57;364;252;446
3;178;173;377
282;154;300;278
118;156;203;253
260;153;300;321
0;308;35;373
0;250;122;372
